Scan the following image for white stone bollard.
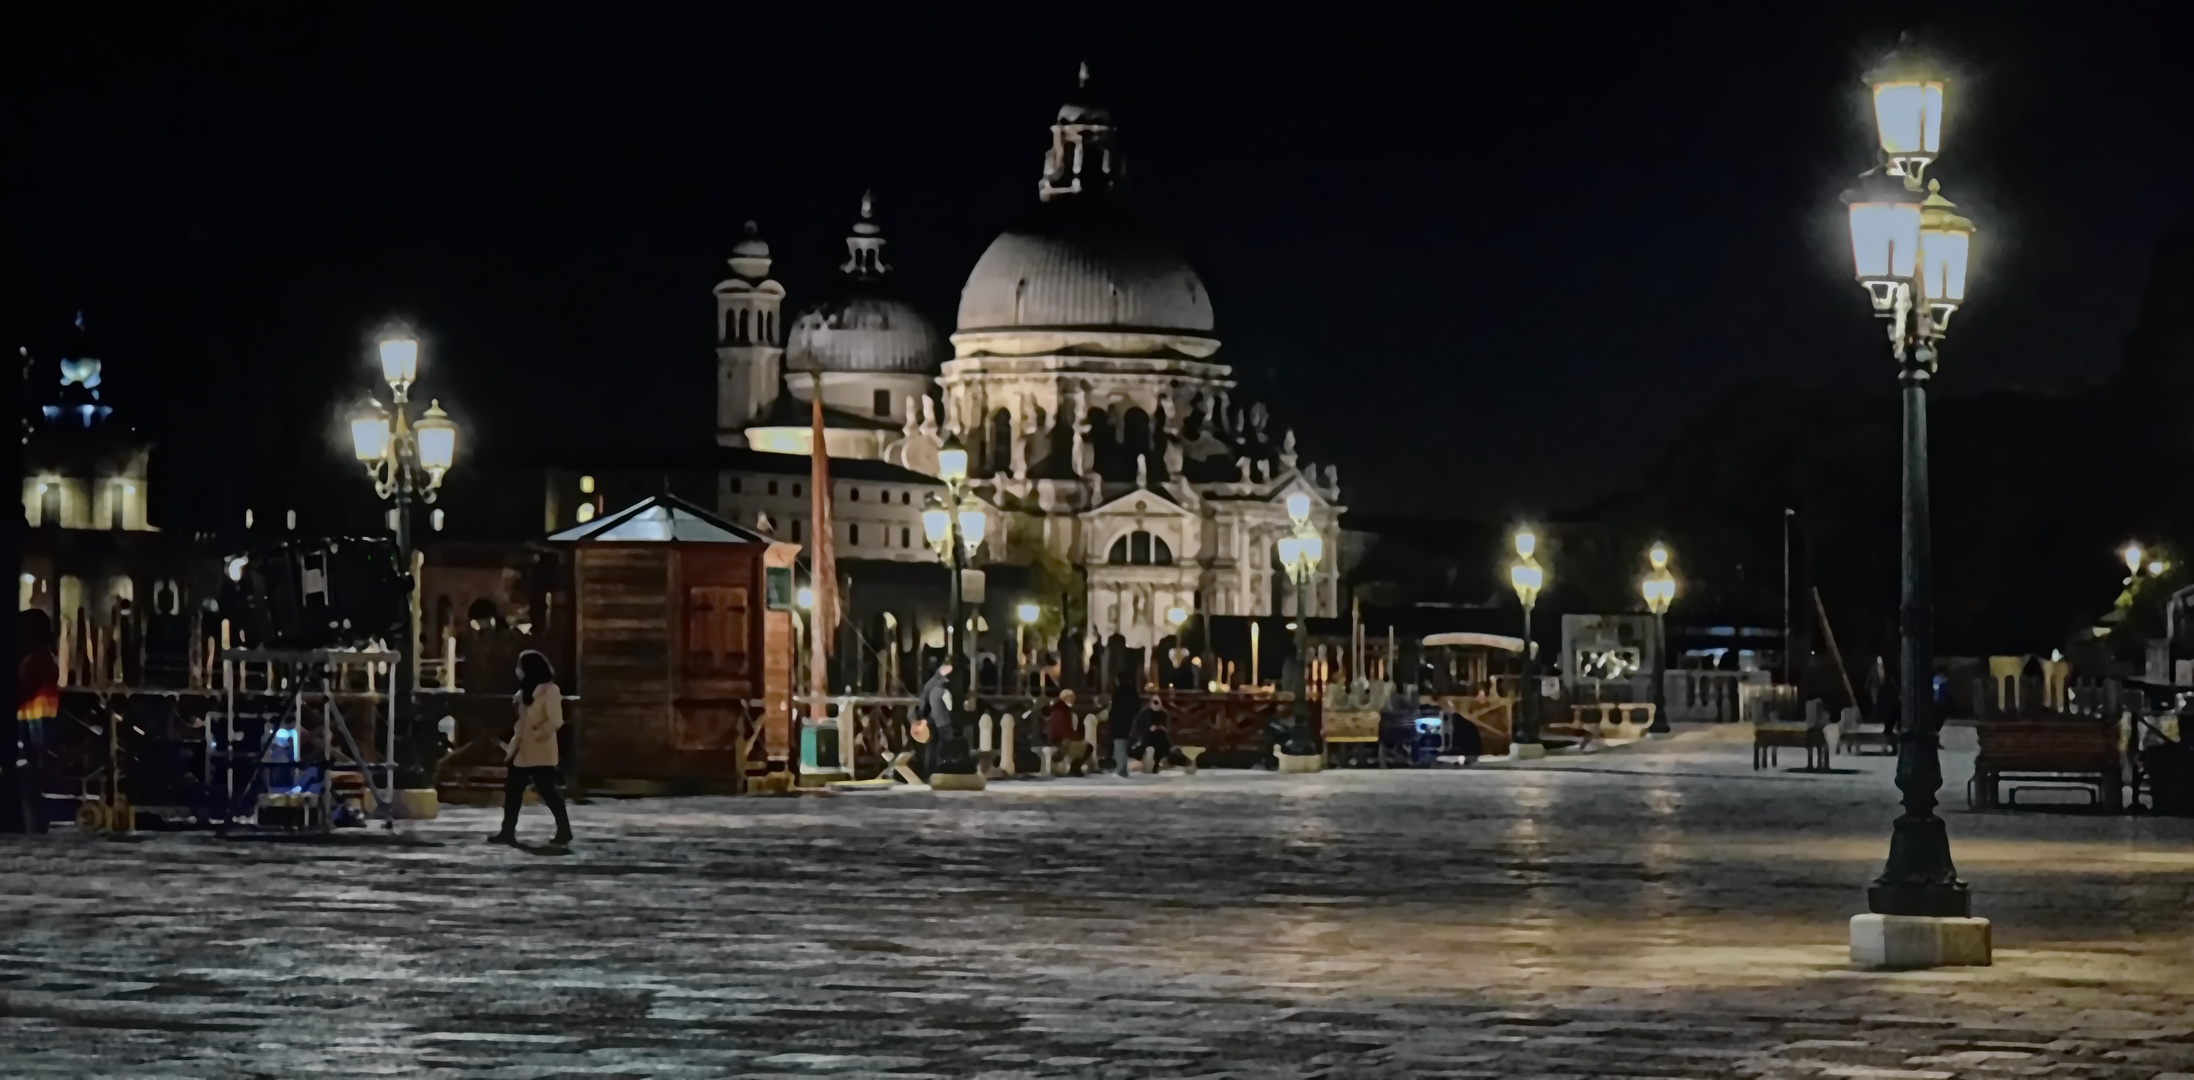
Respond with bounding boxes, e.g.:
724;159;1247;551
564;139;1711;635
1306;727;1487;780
978;713;995;755
998;713;1017;775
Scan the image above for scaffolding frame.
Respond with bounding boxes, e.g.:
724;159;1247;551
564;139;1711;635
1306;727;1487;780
217;648;400;833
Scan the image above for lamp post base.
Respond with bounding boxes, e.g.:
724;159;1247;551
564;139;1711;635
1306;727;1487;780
1867;881;1971;918
1849;913;1991;970
1508;742;1546;761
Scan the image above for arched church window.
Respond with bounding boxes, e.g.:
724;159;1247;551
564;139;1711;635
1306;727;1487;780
874;389;891;417
989;410;1013;474
738;309;750;343
1107;530;1173;566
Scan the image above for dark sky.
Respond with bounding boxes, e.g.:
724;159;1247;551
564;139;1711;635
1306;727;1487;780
9;3;2190;530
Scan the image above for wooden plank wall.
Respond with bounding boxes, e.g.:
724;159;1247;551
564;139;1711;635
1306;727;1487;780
576;546;673;783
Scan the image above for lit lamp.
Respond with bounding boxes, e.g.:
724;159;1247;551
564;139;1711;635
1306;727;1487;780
1509;528;1545;756
347;329;460;790
1841;43;1982;940
2123;542;2145;581
1277;496;1324;755
1640;542;1677;736
924;433;986;783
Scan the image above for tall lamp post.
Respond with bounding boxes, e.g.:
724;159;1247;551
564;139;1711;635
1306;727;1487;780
1276;493;1324;753
349;335;458;785
921;435;987;784
1508;528;1545;758
1016;601;1041;696
1839;48;1977;923
1641;542;1676;737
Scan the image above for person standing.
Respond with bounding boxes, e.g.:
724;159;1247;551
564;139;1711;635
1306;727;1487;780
916;660;954;778
12;610;58;834
1107;672;1140;778
490;650;571;847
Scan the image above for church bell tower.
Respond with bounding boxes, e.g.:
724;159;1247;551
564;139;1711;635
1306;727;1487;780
715;221;786;446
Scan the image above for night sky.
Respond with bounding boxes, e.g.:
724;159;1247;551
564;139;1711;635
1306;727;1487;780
9;4;2190;531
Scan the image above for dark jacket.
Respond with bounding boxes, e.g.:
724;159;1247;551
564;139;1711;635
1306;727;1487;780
1106;682;1140;743
918;669;953;730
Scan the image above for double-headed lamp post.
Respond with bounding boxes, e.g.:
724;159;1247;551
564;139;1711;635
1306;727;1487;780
1276;492;1324;753
922;435;986;775
1508;528;1545;755
1641;542;1677;737
1839;48;1977;920
349;335;458;782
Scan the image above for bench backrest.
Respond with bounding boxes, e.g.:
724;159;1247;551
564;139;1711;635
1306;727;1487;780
1977;721;2118;767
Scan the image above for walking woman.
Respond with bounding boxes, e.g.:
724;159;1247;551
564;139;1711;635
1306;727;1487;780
490;650;572;847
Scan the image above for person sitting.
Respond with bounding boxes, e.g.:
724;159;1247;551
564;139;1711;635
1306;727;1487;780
1134;706;1173;773
1046;690;1089;776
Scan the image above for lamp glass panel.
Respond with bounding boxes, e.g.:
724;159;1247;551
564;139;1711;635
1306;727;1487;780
1510;563;1543;591
1285;492;1311;524
1276;536;1303;571
1871;81;1943;155
351;415;391;462
921;507;950;545
1017;602;1040;624
1302;534;1324;569
937;446;968;483
1920;227;1969;302
378;339;419;386
1848;201;1920;280
416;423;456;473
958;509;986;550
1513;530;1536;558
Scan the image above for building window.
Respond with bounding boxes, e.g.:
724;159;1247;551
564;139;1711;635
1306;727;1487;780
901;526;910;548
731;477;743;494
793;483;802;498
850;523;861;545
850;487;860;502
768;481;778;496
1107;530;1172;566
874;389;891;417
900;491;910;505
792;519;803;542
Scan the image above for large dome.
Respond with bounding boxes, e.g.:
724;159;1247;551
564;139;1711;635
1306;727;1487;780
787;295;943;374
956;200;1214;335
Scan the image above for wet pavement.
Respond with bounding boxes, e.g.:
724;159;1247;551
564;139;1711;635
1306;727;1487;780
4;725;2193;1078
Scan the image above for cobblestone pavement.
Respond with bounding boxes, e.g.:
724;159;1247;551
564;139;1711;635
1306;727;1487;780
4;725;2193;1079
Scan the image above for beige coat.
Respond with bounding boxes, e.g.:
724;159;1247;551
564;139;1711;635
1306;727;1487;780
507;682;564;768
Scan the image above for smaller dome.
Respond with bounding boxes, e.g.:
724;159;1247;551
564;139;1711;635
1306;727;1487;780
787;296;943;374
785;194;943;375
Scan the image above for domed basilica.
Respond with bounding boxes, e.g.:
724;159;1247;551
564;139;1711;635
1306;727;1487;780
713;66;1342;650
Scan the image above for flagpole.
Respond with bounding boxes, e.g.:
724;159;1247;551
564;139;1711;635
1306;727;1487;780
808;374;840;777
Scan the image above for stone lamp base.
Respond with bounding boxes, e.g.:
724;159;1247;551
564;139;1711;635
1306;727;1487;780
1850;914;1992;970
927;772;988;792
1509;743;1546;761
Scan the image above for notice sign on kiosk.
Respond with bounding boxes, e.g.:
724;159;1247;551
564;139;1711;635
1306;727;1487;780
766;565;794;611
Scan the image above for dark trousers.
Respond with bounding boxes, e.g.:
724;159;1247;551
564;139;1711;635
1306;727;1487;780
8;720;46;834
500;766;570;838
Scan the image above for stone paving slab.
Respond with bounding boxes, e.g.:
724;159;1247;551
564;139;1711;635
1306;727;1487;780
3;728;2192;1077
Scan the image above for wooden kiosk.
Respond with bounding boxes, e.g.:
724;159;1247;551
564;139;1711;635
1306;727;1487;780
548;494;800;794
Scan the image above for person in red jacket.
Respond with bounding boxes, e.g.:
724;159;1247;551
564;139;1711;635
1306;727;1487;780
1045;690;1087;776
13;609;59;834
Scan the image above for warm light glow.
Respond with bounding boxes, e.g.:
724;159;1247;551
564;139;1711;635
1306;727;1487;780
2150;560;2167;576
579;475;595;494
1917;181;1974;322
1286;492;1311;525
1513;528;1537;559
958;508;987;550
1301;533;1323;569
1642;571;1676;614
576;503;596;524
1510;559;1544;609
1017;601;1041;624
225;555;248;582
1276;535;1304;572
796;586;815;610
1649;542;1669;570
1167;605;1189;627
937;436;968;484
432;508;445;532
350;399;391;463
922;506;950;546
378;337;419;388
2125;543;2145;575
414;400;457;475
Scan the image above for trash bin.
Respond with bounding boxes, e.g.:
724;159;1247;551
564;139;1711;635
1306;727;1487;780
2143;742;2194;816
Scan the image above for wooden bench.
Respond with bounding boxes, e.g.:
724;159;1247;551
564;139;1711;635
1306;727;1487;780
1970;721;2122;811
1754;723;1829;770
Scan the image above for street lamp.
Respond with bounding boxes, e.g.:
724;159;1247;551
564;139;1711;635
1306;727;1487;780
1277;494;1323;753
1508;527;1545;758
923;434;985;782
348;332;459;785
1840;45;1976;922
2123;542;2145;582
1641;542;1677;737
1017;601;1041;695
